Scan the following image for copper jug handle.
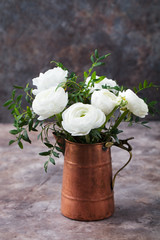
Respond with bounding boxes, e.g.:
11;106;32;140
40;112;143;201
105;137;134;189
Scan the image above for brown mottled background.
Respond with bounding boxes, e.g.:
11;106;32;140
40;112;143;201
0;0;160;122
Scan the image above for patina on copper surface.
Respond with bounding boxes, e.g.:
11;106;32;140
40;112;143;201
61;140;114;221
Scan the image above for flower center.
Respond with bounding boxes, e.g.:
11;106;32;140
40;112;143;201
79;110;87;117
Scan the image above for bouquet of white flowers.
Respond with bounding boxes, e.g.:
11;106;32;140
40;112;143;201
4;50;159;172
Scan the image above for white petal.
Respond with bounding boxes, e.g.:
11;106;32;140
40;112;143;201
62;103;105;136
91;89;117;115
32;67;68;95
32;87;68;120
118;89;148;118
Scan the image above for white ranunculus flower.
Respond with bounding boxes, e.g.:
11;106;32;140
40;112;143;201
32;87;68;120
91;89;118;115
118;89;148;118
62;103;106;136
32;67;68;95
86;76;118;93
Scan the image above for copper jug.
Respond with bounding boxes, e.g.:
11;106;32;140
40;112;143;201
61;138;132;221
61;140;114;221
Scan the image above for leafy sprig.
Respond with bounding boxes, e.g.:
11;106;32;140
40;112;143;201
133;79;159;94
3;84;40;149
37;122;64;172
3;49;159;172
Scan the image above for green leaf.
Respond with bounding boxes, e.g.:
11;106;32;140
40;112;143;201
3;99;13;107
50;61;68;71
94;62;105;67
112;134;120;144
55;146;63;153
16;114;24;121
133;87;137;93
91;71;96;80
149;101;157;106
142;124;151;129
49;157;55;165
13;85;23;89
98;55;106;61
27;106;32;118
90;129;101;140
18;140;23;149
9;129;22;135
14;108;20;115
31;128;38;132
79;94;83;102
29;119;33;131
97;53;111;61
141;121;148;124
24;87;30;92
84;71;88;80
9;140;16;145
37;132;42;140
90;55;95;63
121;86;124;92
8;103;15;110
16;95;23;103
44;142;53;148
139;82;143;90
33;120;39;129
39;151;51;156
55;81;66;91
95;49;99;58
105;53;111;58
94;76;105;83
53;151;59;158
143;80;147;88
25;95;30;103
44;161;49;173
149;82;153;87
22;130;31;144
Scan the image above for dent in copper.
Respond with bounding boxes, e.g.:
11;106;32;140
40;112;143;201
61;140;114;221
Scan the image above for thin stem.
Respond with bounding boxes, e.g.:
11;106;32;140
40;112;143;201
111;110;129;131
67;80;82;89
26;91;33;100
85;60;99;85
105;106;118;125
55;114;62;127
85;134;90;143
136;85;160;94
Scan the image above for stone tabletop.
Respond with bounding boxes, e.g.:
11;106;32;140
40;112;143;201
0;123;160;240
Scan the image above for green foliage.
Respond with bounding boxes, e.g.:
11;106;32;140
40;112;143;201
133;79;159;94
49;157;55;165
4;49;159;172
148;100;159;116
22;130;31;144
39;151;51;156
9;140;16;145
44;161;49;173
44;142;54;148
18;140;23;149
4;83;40;151
55;146;63;153
50;60;68;71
